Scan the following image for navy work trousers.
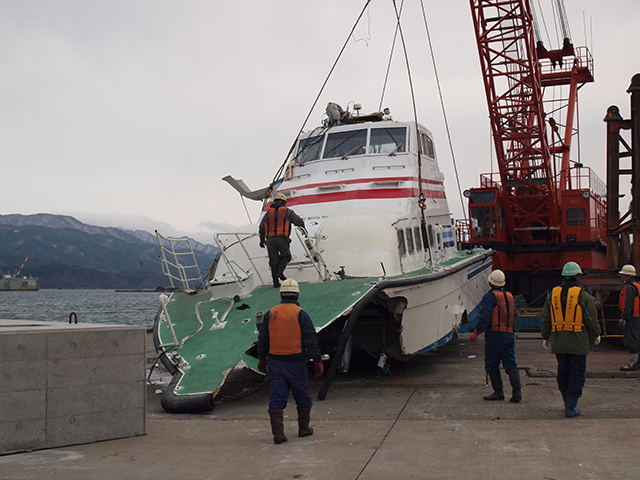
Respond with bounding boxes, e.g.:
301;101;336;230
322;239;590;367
556;353;587;399
484;330;517;373
267;356;313;411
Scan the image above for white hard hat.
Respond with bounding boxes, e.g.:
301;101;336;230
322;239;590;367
280;278;299;294
488;270;506;287
619;264;637;276
273;192;287;202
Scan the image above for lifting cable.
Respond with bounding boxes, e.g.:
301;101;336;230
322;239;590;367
418;0;467;223
270;0;372;189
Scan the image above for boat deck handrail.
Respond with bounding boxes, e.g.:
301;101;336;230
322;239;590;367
155;231;205;290
213;232;265;288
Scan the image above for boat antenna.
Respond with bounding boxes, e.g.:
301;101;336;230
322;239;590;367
419;0;467;223
270;0;372;187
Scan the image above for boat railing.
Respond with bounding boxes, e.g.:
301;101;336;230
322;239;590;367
213;232;266;288
155;231;205;290
294;227;331;281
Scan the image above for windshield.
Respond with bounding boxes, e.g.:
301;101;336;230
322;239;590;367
370;127;406;154
324;130;367;158
295;135;324;164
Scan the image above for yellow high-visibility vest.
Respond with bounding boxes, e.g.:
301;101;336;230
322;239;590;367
551;286;583;332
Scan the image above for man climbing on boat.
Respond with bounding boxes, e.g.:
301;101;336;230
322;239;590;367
259;192;305;288
470;269;522;403
257;278;324;444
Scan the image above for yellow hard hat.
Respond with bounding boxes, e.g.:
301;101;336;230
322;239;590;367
273;193;287;202
280;278;299;294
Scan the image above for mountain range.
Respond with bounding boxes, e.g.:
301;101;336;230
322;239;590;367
0;214;219;289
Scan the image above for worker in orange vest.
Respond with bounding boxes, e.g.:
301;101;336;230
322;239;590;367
257;279;324;444
259;192;305;288
618;264;640;371
470;269;522;403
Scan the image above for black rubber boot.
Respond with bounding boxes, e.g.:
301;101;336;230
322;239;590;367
269;409;288;444
565;396;582;418
297;407;314;437
507;368;522;403
484;370;505;401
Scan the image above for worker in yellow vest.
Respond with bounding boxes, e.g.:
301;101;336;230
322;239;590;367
618;264;640;371
541;262;601;418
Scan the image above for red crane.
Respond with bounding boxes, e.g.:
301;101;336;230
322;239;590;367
460;0;606;304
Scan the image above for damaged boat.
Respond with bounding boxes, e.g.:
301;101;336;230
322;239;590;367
153;105;493;413
152;1;495;413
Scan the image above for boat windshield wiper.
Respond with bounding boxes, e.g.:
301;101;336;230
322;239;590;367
388;142;404;156
341;145;363;160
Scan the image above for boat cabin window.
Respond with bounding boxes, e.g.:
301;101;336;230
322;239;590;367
413;226;423;251
420;132;435;158
566;208;586;226
324;130;367;159
397;230;407;256
406;228;415;253
369;127;406;154
295;135;324;164
468;191;496;204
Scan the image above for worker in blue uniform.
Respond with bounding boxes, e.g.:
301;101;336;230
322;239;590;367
618;264;640;371
257;278;324;444
470;269;522;402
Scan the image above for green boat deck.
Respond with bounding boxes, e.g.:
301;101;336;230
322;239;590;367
157;277;378;396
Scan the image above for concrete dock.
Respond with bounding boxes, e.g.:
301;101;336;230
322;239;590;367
2;332;640;480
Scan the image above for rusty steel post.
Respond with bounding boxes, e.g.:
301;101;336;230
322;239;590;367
629;74;640;270
605;105;623;273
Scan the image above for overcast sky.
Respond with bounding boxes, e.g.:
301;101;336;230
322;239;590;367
2;0;638;244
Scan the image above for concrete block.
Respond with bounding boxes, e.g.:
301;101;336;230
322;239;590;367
0;321;146;454
0;418;46;453
0;358;47;394
0;389;46;423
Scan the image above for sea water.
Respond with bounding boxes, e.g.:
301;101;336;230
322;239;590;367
0;290;161;327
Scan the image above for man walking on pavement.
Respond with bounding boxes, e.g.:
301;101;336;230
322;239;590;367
259;192;305;288
618;264;640;371
257;278;324;444
541;261;601;418
470;269;522;402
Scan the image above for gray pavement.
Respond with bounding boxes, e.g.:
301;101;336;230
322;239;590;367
2;332;640;480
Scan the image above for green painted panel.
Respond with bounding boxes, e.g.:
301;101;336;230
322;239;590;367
157;278;376;396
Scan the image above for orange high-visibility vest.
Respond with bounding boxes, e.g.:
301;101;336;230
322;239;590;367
268;303;303;355
490;290;515;332
619;282;640;316
551;286;583;332
265;206;291;238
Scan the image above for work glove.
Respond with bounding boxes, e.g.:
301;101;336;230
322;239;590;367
259;238;266;248
313;359;324;378
594;335;601;346
543;339;550;350
618;320;626;330
470;331;480;342
258;357;268;374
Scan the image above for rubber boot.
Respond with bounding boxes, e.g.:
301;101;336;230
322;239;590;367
620;353;639;371
297;407;314;437
271;270;280;288
507;368;522;403
269;409;288;444
484;370;505;401
565;396;582;418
